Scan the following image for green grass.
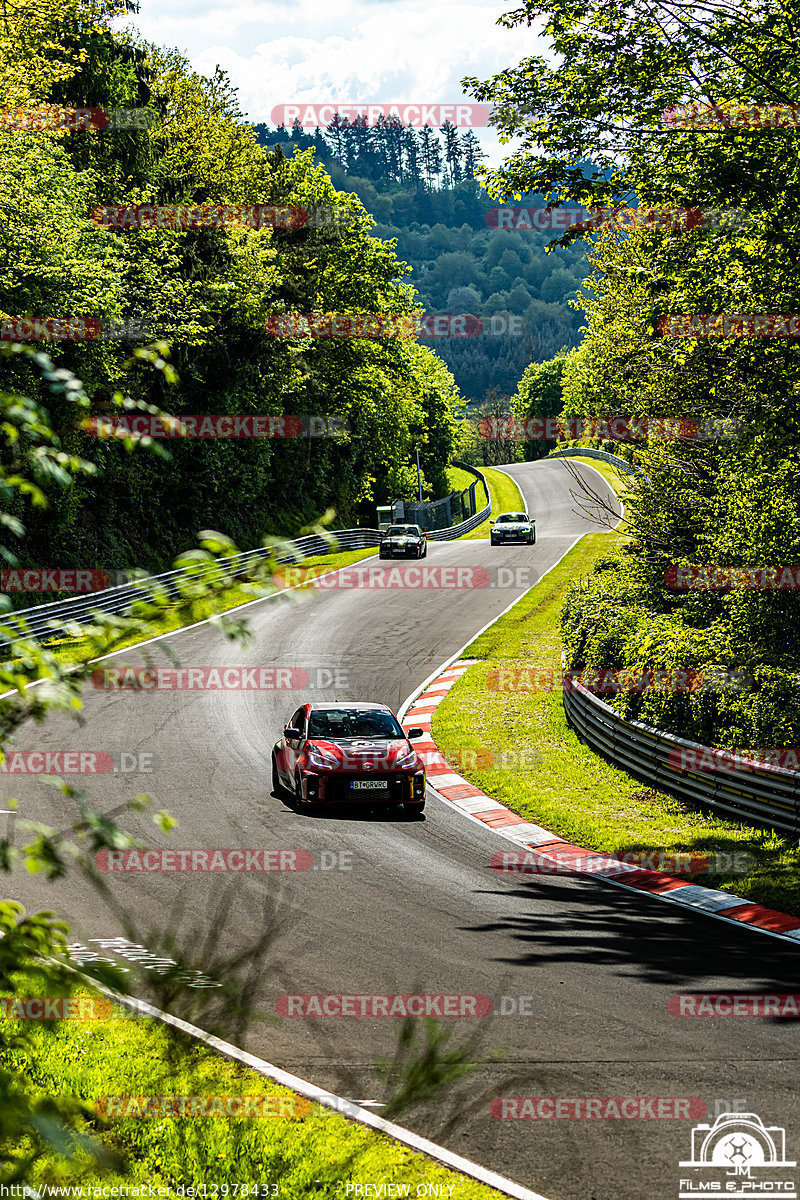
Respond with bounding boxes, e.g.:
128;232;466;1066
432;527;800;917
445;465;479;495
3;973;511;1198
40;545;379;669
458;466;524;540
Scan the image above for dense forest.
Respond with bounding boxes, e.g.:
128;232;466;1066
0;5;468;575
252;120;590;400
476;0;800;747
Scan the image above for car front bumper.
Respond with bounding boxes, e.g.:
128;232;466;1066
299;770;426;804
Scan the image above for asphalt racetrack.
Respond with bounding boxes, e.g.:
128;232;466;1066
6;459;799;1200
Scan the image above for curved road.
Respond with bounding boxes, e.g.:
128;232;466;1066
6;459;799;1200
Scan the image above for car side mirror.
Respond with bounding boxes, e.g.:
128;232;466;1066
284;727;302;740
408;728;425;739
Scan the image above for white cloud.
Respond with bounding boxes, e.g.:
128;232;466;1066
123;0;547;165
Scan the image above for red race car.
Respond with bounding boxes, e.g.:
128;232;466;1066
272;702;426;816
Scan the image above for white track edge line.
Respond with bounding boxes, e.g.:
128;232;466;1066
399;455;626;723
0;552;380;698
422;779;800;950
400;467;800;950
54;958;550;1200
398;531;586;722
489;467;528;515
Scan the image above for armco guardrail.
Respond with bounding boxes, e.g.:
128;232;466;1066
426;463;491;541
563;679;800;836
0;528;382;651
548;447;639;474
0;484;494;651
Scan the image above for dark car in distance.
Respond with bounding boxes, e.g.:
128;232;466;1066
490;511;536;546
272;702;427;816
379;524;428;559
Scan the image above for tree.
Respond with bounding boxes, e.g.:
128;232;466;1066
440;120;463;185
465;0;800;745
514;349;571;460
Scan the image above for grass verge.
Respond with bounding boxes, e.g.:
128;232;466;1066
432;527;800;917
457;466;524;540
3;974;511;1198
445;465;479;495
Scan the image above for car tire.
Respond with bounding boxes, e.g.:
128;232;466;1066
422;544;427;558
490;537;497;546
271;753;286;798
531;529;536;544
404;801;425;818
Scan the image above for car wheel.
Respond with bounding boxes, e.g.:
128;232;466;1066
490;537;497;546
271;753;286;798
422;544;427;558
404;800;425;818
531;529;536;544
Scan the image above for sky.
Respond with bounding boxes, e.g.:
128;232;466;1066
120;0;548;166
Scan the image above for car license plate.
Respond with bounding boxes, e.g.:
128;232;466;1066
351;780;388;790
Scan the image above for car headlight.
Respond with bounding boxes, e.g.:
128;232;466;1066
307;747;338;769
395;747;417;769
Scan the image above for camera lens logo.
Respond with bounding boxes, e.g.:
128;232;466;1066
679;1112;796;1199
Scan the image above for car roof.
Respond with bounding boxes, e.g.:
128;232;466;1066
305;702;393;712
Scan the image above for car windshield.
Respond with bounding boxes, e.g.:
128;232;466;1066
307;708;405;740
386;526;419;536
498;513;527;523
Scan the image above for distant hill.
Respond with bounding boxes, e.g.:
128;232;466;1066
252;120;590;403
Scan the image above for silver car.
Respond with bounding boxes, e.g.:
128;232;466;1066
490;511;535;545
